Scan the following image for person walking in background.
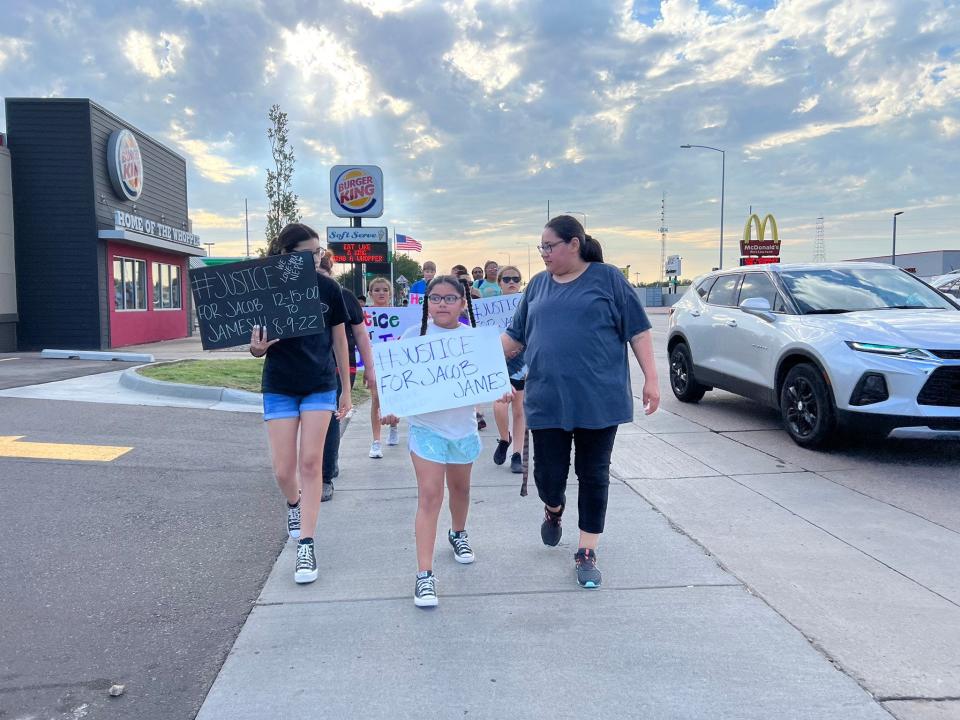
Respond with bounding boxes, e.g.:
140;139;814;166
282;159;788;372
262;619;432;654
475;260;503;298
501;215;660;589
408;261;435;297
248;223;352;585
317;254;377;502
492;265;526;474
366;277;399;457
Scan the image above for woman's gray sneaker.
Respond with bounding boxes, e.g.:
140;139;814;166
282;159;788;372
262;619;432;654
575;548;601;589
414;571;438;607
541;506;562;546
448;530;475;564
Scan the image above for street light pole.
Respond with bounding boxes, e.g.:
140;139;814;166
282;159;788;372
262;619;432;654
681;144;726;269
514;242;532;281
892;211;904;265
204;242;215;257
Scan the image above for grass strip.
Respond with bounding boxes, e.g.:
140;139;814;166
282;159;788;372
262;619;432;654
138;360;370;405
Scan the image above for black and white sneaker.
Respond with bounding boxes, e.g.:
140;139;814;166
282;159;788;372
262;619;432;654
414;571;438;607
575;548;601;589
286;496;302;539
510;452;523;474
541;506;562;546
295;539;318;584
448;530;475;564
493;435;511;465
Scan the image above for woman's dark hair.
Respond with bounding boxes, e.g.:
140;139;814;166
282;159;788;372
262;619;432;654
419;274;475;335
545;215;604;263
451;264;469;277
268;222;319;256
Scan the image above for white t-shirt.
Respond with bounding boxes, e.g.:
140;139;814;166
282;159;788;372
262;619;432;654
399;321;479;440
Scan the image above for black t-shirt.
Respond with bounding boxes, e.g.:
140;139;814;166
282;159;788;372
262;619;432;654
261;274;348;396
339;288;364;371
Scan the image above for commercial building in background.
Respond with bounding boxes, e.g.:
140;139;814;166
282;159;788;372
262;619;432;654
4;98;204;350
0;132;16;351
845;249;960;280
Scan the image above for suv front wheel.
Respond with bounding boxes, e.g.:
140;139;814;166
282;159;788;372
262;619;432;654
669;342;708;403
779;364;836;448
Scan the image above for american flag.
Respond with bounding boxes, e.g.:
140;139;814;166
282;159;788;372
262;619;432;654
395;234;422;252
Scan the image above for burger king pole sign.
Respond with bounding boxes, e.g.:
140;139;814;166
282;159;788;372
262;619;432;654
329;165;384;219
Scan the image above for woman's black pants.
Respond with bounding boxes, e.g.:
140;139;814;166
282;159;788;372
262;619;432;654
531;426;618;534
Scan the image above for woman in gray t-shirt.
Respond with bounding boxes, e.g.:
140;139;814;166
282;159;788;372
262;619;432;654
502;215;660;589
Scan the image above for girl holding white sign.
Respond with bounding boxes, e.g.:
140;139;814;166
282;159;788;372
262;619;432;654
367;277;400;458
381;275;510;607
492;266;527;474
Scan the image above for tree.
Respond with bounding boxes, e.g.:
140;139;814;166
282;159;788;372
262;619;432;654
264;104;301;248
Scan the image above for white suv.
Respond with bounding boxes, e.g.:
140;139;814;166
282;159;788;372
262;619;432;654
667;262;960;448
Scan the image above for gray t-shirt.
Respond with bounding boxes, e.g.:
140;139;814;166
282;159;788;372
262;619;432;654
505;262;651;431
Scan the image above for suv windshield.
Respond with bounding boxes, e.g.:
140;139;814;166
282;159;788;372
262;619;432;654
779;267;954;314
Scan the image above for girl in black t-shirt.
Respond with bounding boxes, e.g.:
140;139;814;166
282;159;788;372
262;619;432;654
249;223;352;585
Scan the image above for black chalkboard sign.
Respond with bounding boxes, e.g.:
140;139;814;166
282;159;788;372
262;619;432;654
189;252;326;350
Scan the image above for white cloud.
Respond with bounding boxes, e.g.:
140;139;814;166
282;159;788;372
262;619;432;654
123;30;186;79
0;37;29;71
280;23;409;121
939;117;960;138
444;38;522;94
345;0;422;17
167;121;257;183
793;95;819;114
303;139;341;164
190;209;242;230
396;117;442;159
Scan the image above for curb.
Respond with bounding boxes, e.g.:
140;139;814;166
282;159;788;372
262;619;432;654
120;365;262;406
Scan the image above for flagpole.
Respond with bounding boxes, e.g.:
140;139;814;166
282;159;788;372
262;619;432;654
390;227;396;300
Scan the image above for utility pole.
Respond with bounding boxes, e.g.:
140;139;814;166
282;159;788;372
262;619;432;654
659;192;668;288
244;198;250;258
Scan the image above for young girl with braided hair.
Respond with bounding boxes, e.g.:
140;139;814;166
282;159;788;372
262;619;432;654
367;277;399;457
381;275;509;607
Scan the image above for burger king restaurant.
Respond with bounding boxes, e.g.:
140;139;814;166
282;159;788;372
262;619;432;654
3;98;204;350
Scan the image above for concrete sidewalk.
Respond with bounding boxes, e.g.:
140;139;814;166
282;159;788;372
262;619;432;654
194;402;890;720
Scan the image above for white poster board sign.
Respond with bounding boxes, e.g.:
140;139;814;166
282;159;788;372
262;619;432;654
364;306;423;344
472;294;522;331
373;326;510;417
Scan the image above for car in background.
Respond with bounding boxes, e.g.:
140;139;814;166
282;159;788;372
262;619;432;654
667;263;960;448
932;271;960;300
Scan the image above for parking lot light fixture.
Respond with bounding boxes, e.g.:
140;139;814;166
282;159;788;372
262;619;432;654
681;144;726;269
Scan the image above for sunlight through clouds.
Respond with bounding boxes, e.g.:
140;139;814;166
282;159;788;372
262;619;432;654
123;30;185;79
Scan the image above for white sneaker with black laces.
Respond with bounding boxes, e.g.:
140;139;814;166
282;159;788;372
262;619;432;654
286;498;301;539
448;529;475;564
414;571;438;607
295;541;318;584
387;426;400;446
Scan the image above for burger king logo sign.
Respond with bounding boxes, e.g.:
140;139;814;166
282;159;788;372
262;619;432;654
107;129;144;201
329;165;384;218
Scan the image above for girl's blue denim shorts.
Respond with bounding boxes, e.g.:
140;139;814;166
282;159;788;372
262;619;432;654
263;391;337;421
408;425;481;465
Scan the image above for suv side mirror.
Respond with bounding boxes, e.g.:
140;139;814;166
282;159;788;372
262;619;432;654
739;296;776;322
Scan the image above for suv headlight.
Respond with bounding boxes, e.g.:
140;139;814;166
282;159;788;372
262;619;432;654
845;342;932;360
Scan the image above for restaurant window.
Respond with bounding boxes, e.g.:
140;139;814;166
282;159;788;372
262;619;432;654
114;257;147;311
152;263;182;310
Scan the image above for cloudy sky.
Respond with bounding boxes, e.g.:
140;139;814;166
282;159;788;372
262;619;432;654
2;0;958;280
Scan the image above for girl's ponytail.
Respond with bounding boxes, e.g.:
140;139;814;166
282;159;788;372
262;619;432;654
580;233;604;263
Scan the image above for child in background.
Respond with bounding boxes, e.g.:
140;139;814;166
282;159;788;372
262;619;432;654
381;275;512;607
367;277;399;457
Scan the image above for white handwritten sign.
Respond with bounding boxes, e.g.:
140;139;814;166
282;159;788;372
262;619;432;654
471;293;522;331
373;326;509;417
364;306;423;344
